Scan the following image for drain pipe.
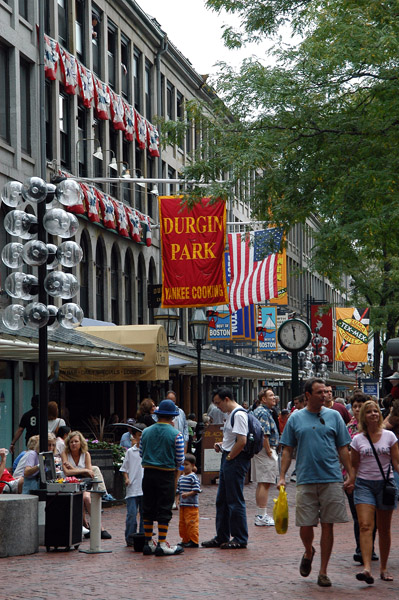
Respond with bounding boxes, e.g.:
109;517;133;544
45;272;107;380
155;34;169;195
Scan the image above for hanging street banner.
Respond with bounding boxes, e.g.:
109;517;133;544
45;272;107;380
159;196;228;308
207;307;231;341
257;306;278;351
269;245;288;305
335;307;370;362
311;305;334;363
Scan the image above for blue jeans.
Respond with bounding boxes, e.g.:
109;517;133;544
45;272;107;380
215;452;250;545
125;496;144;544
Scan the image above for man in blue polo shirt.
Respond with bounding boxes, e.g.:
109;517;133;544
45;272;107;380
278;378;354;588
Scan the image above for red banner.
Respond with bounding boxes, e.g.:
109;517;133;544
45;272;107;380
310;305;333;363
159;196;228;308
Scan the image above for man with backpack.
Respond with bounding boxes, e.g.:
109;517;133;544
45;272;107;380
201;387;250;549
252;388;279;527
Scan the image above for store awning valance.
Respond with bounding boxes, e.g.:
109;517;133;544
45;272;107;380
59;325;169;382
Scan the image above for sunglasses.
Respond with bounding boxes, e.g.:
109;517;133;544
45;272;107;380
317;412;325;425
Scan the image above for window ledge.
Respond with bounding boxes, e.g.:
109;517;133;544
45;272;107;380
0;1;12;15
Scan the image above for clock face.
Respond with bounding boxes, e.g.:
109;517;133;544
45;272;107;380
278;319;311;351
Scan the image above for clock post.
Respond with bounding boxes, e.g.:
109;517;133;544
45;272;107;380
291;350;300;399
277;318;312;403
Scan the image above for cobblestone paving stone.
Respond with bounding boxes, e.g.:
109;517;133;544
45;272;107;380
2;468;399;600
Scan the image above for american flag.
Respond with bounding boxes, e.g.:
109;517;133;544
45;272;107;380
228;228;283;312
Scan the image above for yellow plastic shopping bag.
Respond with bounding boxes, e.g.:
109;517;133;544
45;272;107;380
273;485;288;534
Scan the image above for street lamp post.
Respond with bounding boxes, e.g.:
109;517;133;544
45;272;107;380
154;307;179;340
189;309;208;418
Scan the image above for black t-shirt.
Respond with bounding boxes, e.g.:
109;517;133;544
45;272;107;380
19;408;39;443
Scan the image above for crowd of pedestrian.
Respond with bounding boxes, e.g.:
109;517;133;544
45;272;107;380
2;378;399;589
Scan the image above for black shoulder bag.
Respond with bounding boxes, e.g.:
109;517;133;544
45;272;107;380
366;433;396;506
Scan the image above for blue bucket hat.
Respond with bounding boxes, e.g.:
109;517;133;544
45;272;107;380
155;399;179;417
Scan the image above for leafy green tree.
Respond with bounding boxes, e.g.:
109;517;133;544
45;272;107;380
162;0;399;378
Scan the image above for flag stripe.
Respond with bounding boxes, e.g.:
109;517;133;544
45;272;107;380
228;229;282;312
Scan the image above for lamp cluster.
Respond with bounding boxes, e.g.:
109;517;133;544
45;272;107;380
1;177;84;331
298;326;329;381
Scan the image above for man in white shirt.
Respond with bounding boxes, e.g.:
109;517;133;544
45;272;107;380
202;387;249;549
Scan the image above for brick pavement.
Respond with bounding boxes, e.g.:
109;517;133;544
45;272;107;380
2;475;399;600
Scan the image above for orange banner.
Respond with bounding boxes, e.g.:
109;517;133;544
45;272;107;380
335;307;370;362
159;196;228;308
269;245;287;305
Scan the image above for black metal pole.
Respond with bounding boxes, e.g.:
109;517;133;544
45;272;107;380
38;2;48;455
291;350;299;400
197;339;202;419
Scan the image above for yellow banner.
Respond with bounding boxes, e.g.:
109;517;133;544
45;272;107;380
335;307;369;362
269;246;287;305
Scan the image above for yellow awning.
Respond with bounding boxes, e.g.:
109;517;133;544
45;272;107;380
59;325;169;382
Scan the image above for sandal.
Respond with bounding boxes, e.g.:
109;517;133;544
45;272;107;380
356;571;374;585
299;546;316;577
220;540;247;549
380;572;393;582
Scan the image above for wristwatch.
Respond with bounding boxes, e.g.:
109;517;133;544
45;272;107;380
226;454;232;461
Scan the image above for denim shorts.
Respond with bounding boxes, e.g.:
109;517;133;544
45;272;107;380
354;477;398;511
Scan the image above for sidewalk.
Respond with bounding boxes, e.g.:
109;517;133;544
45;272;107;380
2;476;399;600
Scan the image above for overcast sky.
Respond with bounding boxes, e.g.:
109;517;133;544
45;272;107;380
136;0;274;76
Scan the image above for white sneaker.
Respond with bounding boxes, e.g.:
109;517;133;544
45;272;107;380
290;474;297;482
143;539;157;555
254;514;275;527
155;541;184;556
82;525;90;536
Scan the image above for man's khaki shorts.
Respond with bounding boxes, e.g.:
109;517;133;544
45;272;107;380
251;447;278;483
295;482;349;526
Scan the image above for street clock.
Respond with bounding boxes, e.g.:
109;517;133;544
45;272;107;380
278;318;312;352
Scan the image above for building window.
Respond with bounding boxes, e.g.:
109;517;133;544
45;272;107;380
0;45;10;144
137;257;144;324
19;0;29;19
58;0;69;49
75;0;85;62
95;241;105;320
124;252;134;324
121;35;129;100
92;5;101;76
177;92;184;150
107;21;117;90
145;60;152;120
147;156;154;219
59;90;71;169
135;147;143;212
133;48;142;113
45;81;53;160
166;81;174;120
77;103;87;176
160;74;165;117
79;232;89;316
111;246;119;324
20;58;31;155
